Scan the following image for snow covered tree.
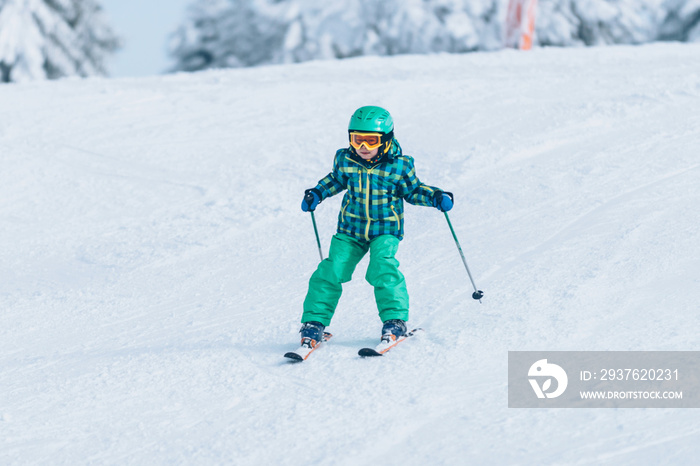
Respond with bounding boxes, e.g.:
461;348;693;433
0;0;120;83
536;0;670;46
659;0;700;41
167;0;288;71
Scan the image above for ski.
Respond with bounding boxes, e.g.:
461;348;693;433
358;328;423;357
284;332;333;362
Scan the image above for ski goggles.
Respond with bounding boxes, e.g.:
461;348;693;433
349;132;384;151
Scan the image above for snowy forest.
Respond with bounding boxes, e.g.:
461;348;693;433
168;0;700;72
1;0;700;81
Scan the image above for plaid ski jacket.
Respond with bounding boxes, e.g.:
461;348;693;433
314;139;439;242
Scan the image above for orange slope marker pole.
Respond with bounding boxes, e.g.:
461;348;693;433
505;0;537;50
519;0;537;50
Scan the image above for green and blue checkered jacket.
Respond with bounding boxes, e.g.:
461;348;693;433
314;139;439;242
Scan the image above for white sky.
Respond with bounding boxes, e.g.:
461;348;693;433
101;0;192;77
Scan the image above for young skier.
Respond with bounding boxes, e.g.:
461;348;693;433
297;105;453;352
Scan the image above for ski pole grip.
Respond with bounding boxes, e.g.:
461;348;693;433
304;189;317;212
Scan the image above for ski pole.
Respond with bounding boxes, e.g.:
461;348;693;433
309;211;323;261
444;212;484;301
305;191;324;261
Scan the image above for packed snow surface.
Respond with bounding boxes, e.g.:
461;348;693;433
2;43;700;464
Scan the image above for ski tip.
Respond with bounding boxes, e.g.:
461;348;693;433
358;348;383;357
284;352;304;362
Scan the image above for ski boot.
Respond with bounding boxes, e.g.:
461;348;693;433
381;319;407;343
300;321;325;349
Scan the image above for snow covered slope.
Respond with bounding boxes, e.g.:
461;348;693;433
2;43;700;465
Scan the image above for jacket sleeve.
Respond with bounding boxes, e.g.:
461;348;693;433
314;150;348;200
397;157;439;207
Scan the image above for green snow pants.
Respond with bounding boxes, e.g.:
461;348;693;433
302;234;409;327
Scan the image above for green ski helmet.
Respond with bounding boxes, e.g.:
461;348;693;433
348;106;394;134
348;106;395;156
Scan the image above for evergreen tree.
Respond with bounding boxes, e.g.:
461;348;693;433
0;0;120;83
537;0;669;46
660;0;700;41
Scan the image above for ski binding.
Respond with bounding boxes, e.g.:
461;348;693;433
358;328;423;357
284;332;333;362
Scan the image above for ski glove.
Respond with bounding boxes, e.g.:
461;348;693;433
301;188;322;212
433;191;454;212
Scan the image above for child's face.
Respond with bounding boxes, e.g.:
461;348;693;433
356;145;379;160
